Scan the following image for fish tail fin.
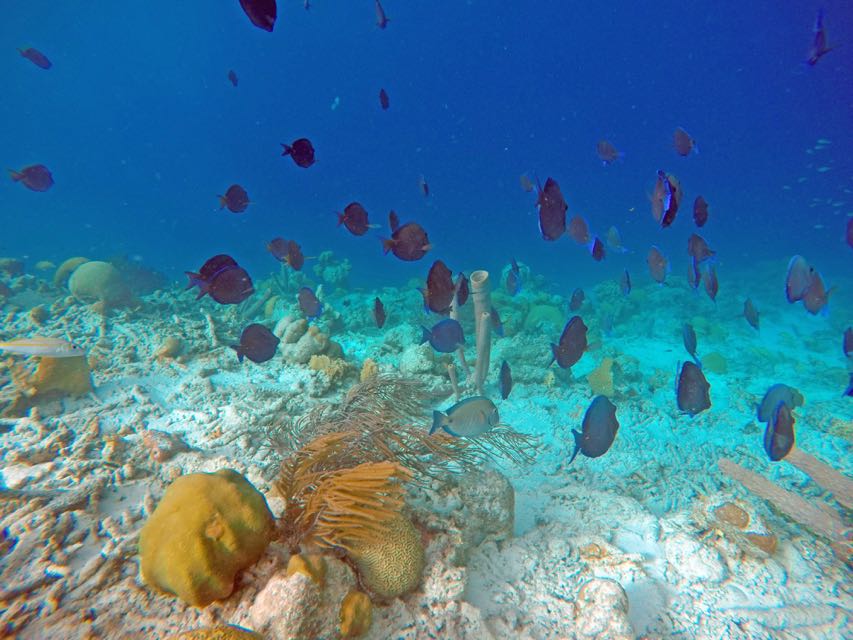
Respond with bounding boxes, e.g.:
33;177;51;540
217;195;226;209
380;237;393;255
568;430;582;464
185;272;209;299
8;169;21;182
693;355;702;368
420;326;431;345
430;410;445;435
336;211;344;226
281;144;292;157
230;345;244;363
549;344;558;366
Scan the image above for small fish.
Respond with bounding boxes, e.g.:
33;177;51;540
569;396;619;464
18;47;51;70
186;254;254;305
568;215;590;244
379;88;390;110
490;306;504;337
0;336;85;358
337;202;375;236
298;286;323;319
703;265;718;302
268;238;305;270
228;69;239;87
806;8;834;66
682;323;700;365
589;236;605;262
693;195;709;227
744;298;760;330
381;219;431;261
421;318;464;353
218;184;250;213
499;361;513;399
844;327;852;357
374;297;386;328
569;288;585;312
785;255;811;303
619;269;631;296
375;0;389;28
231;323;279;363
537;177;568;241
9;164;53;192
757;384;804;423
763;401;795;462
281;138;315;168
455;273;469;306
550;316;588;369
418;174;429;197
430;396;499;437
673;127;698;156
422;260;455;314
239;0;277;31
647;246;668;284
519;173;534;193
596;140;623;165
675;361;711;416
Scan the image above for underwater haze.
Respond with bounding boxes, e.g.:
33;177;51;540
1;1;851;638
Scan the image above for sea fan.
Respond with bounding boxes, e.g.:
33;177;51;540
275;432;412;552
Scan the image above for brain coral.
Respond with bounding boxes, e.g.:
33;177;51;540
139;469;275;607
53;256;90;288
68;260;131;306
349;514;424;599
169;626;263;640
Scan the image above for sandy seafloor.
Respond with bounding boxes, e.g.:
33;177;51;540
0;253;851;639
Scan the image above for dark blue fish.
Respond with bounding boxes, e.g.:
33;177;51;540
844;373;853;398
506;258;522;296
421;318;464;353
499;360;513;399
620;269;631;296
675;361;711;416
231;324;279;364
550;316;588;369
490;307;504;337
763;401;795;462
569;396;619;464
298;286;323;319
682;323;700;365
807;8;834;66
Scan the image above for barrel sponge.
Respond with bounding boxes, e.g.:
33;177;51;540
68;260;131;305
348;514;424;599
139;469;275;607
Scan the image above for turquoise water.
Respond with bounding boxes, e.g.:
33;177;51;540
1;2;851;638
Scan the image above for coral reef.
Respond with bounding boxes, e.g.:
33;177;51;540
273;315;343;365
349;513;425;599
308;353;351;383
139;469;275;606
286;552;326;586
587;357;615;396
573;578;634;639
169;626;263;640
312;250;352;289
359;357;379;382
2;356;93;416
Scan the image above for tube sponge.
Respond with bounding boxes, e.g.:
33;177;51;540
139;469;275;607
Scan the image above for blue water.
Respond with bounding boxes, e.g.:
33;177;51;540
3;1;851;291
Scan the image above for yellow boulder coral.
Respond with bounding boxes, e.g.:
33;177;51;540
309;354;350;382
68;260;132;306
339;589;372;638
286;553;326;586
139;469;275;607
349;514;424;599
